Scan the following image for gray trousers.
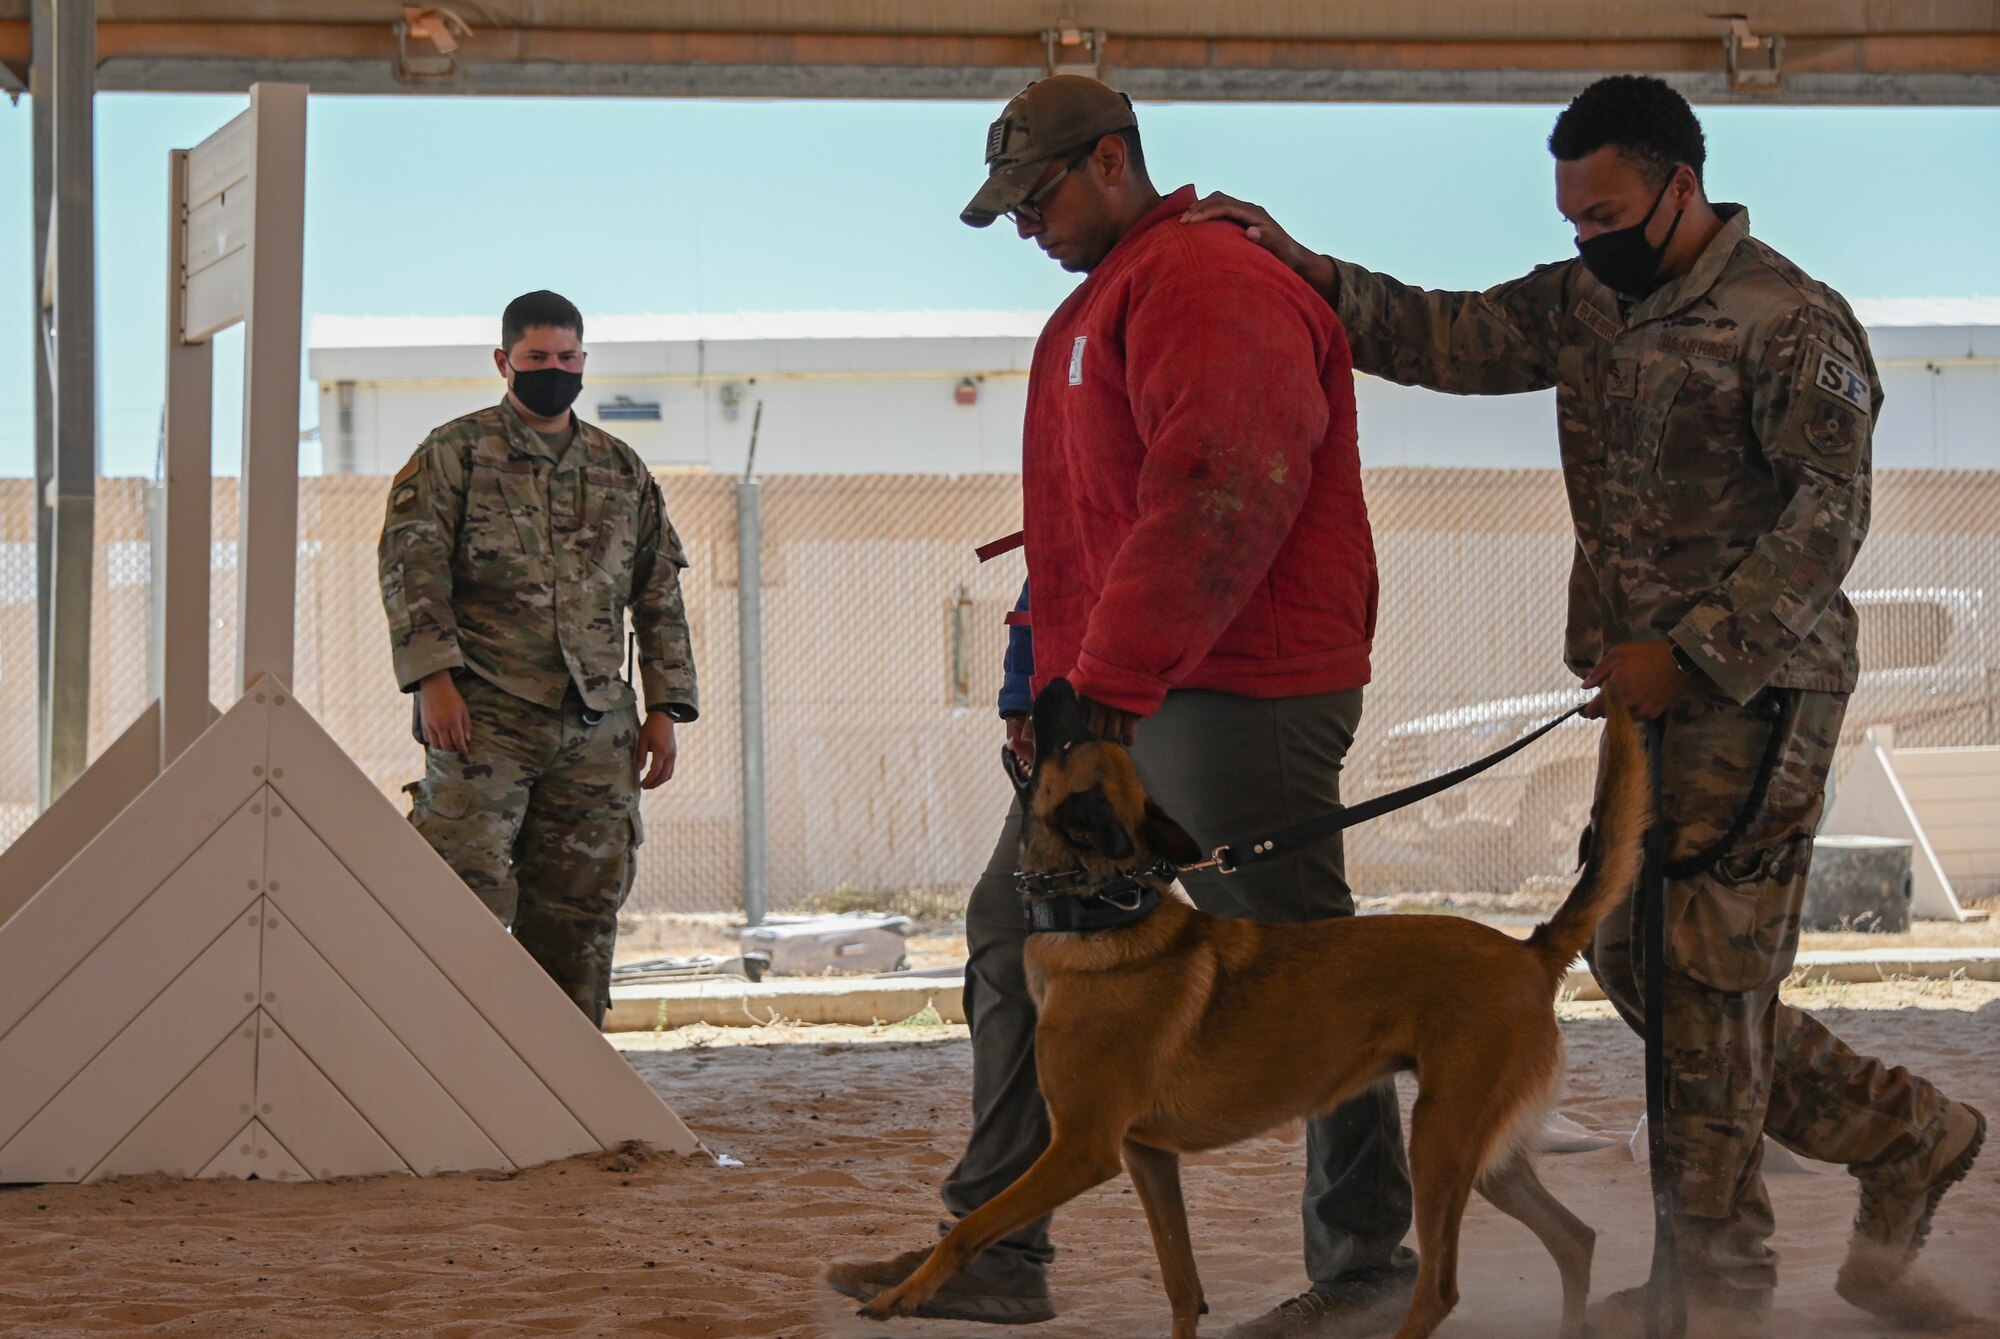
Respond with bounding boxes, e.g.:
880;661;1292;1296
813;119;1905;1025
941;686;1414;1291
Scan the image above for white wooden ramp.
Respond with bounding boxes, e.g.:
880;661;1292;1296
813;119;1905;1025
0;678;698;1183
1822;725;1993;921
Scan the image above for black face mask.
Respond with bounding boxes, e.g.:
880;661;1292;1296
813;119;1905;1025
1575;170;1685;298
508;362;583;419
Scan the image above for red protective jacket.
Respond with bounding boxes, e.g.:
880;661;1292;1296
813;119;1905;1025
1023;185;1378;715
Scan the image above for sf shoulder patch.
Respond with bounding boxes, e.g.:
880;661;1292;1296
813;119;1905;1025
1813;349;1871;413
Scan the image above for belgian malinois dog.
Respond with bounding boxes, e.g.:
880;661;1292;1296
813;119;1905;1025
855;678;1649;1339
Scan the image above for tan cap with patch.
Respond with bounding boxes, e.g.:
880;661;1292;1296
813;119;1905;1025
961;76;1137;228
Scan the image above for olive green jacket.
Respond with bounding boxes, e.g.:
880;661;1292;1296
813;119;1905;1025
378;396;698;719
1332;206;1873;705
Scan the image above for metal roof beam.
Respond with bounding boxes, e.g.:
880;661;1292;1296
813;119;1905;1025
0;21;1995;104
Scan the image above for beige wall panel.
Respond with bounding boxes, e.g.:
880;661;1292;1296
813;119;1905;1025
255;1015;408;1181
183;183;251;278
199;1118;311;1182
0;918;260;1183
0;702;160;930
1822;734;1965;921
259;914;510;1175
265;815;598;1166
1883;747;2000;896
1890;750;2000;782
183;106;249;209
265;695;697;1155
0;690;268;1038
88;1017;256;1181
0;800;263;1148
182;247;248;344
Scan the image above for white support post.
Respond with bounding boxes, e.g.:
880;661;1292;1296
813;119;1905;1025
153;148;215;765
233;83;308;691
42;0;96;805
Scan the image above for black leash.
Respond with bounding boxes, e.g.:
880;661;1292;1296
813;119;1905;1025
1638;687;1797;1339
1662;689;1799;881
1206;704;1587;873
1641;717;1686;1339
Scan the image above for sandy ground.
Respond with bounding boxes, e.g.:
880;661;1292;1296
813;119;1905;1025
0;979;1995;1339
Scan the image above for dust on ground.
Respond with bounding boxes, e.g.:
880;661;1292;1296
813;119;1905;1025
4;981;1995;1338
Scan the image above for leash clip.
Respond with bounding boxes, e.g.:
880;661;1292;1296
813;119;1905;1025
1178;845;1234;876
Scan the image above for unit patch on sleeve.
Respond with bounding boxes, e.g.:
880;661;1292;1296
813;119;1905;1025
1068;335;1088;386
1803;398;1863;462
1813;349;1871;413
390;456;422;512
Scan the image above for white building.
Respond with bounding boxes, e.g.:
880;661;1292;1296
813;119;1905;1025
309;302;2000;475
309;311;1041;477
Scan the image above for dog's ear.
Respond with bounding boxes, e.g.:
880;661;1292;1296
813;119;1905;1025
1142;800;1204;867
1031;678;1092;767
1053;788;1136;861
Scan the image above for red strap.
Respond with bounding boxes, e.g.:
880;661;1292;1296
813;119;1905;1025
1003;610;1031;628
975;530;1025;563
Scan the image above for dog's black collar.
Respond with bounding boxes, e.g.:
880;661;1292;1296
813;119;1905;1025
1017;861;1176;933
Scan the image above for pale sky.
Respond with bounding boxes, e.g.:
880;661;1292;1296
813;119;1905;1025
2;92;1997;476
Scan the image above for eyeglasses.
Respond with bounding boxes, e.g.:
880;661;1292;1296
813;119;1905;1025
1006;149;1092;227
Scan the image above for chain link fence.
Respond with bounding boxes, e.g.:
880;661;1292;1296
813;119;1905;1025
4;469;1996;910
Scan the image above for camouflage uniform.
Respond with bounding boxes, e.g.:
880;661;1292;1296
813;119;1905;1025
379;396;698;1024
1330;207;1954;1302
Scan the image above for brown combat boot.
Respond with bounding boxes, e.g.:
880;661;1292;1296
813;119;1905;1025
825;1246;1056;1324
1222;1265;1416;1339
1584;1282;1772;1339
1836;1100;1985;1326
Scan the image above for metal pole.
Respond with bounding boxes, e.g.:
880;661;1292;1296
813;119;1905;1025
152;148;213;764
43;0;97;805
29;0;54;804
736;402;768;926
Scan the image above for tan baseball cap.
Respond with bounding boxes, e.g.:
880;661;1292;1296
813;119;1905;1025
961;76;1138;228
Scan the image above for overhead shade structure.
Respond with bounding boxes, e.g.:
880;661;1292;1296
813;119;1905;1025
0;0;1994;104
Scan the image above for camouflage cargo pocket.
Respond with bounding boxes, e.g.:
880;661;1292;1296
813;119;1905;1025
584;467;642;576
1665;834;1810;993
409;778;474;832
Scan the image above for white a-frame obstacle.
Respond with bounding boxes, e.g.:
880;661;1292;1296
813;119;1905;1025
0;85;696;1182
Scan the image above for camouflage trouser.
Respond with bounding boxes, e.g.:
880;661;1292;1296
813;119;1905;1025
404;672;642;1027
1588;685;1951;1301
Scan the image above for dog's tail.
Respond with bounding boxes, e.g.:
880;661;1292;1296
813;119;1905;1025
1526;695;1650;983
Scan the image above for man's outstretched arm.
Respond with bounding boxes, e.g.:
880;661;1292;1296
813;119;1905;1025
1181;192;1569;397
